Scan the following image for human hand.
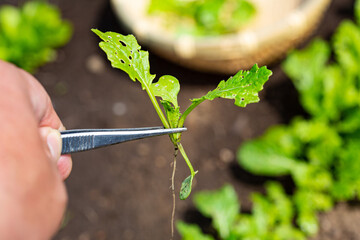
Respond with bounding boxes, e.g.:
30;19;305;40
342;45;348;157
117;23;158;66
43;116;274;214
0;60;72;240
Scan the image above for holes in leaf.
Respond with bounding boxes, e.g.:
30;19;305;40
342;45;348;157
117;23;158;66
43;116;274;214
108;36;112;39
119;40;127;47
241;97;245;101
129;56;132;60
120;59;125;64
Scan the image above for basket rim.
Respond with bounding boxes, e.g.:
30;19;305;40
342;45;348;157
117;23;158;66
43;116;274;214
110;0;331;61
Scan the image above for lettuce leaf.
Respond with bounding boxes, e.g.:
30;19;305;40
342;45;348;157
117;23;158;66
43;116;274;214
0;1;72;72
193;185;240;239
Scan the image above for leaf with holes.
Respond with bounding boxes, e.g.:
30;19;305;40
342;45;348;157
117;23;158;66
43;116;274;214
92;29;155;90
178;64;271;127
196;64;271;107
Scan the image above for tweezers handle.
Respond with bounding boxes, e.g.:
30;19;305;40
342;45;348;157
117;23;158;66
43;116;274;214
61;131;145;154
61;134;95;154
60;127;186;154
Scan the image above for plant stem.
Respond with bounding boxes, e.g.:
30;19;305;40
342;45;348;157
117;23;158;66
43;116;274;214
178;99;205;128
145;87;179;143
145;87;171;129
177;142;196;176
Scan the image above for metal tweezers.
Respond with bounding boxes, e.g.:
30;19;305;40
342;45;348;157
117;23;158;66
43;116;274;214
60;127;186;154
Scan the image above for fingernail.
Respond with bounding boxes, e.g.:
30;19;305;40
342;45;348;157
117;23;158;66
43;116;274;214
40;127;62;162
47;129;62;162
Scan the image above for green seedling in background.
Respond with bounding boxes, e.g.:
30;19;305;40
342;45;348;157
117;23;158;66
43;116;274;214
0;1;72;72
147;0;256;36
92;29;271;200
236;0;360;238
178;183;306;240
178;1;360;239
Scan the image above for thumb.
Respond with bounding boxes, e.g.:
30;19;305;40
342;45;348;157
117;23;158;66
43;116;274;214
39;127;62;163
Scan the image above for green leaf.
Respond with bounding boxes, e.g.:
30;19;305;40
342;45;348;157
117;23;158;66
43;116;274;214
250;183;295;236
193;185;240;239
147;0;256;36
230;183;305;239
179;64;272;127
273;225;307;240
151;75;181;129
283;39;330;92
180;175;193;200
284;30;360;121
195;64;271;107
337;108;360;133
296;212;318;237
177;221;215;240
322;65;359;122
332;140;360;200
356;0;360;26
150;75;180;107
291;119;342;168
333;20;360;78
92;29;155;90
293;189;333;236
282;39;330;117
22;2;72;46
237;139;298;176
291;164;333;191
0;1;72;72
93;29;172;130
0;6;20;39
265;182;294;224
228;0;256;30
160;100;181;129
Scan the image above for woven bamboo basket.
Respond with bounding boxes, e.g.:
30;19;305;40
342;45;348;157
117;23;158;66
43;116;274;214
111;0;331;74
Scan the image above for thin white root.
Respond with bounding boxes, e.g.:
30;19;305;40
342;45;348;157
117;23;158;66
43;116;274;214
170;146;178;240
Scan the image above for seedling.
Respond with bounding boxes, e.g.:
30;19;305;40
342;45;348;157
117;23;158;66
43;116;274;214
92;28;271;236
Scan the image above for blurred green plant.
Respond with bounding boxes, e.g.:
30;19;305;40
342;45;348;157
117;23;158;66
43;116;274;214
0;1;72;72
179;0;360;239
178;183;306;240
147;0;256;36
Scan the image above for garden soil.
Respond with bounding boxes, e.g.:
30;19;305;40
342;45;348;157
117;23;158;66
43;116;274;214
3;0;359;239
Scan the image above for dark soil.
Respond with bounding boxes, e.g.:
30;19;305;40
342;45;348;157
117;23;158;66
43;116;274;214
4;0;359;239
